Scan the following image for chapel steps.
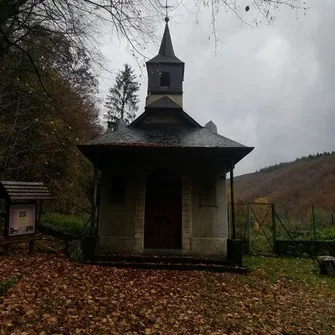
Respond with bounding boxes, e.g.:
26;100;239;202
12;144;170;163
84;254;248;274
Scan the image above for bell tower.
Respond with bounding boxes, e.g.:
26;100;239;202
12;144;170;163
146;17;185;107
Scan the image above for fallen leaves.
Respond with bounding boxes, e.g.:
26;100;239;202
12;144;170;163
0;239;335;334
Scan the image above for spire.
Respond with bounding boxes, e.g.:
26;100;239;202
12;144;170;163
158;19;175;58
147;18;183;64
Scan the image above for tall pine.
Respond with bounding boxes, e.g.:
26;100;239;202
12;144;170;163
104;64;140;129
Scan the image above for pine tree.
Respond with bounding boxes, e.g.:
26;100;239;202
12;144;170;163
104;64;140;130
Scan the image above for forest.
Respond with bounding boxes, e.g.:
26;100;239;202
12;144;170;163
0;0;308;214
235;152;335;218
258;151;335;173
0;1;107;212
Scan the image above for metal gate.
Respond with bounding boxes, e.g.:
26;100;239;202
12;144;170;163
229;202;276;255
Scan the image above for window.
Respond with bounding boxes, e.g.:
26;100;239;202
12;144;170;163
109;176;126;205
160;72;170;87
200;177;217;207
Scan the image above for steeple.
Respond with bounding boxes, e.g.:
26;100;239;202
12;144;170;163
146;19;185;107
158;19;177;59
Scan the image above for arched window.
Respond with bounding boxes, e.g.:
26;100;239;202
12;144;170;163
160;72;170;87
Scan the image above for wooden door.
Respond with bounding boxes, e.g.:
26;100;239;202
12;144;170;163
144;169;182;249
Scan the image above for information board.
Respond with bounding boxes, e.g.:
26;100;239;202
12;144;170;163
9;204;36;236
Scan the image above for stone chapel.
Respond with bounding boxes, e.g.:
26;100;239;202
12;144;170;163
78;19;253;257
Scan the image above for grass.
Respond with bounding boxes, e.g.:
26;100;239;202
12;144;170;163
248;230;274;254
276;227;335;241
316;227;335;240
0;274;22;297
245;255;335;290
40;212;90;236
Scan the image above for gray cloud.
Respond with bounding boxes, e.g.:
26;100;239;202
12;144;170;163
99;0;335;175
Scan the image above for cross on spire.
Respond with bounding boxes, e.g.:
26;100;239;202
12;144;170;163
162;0;173;22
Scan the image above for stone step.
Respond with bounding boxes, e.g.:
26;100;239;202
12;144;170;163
85;260;248;274
91;254;233;266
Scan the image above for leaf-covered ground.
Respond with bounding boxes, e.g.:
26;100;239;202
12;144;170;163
1;238;335;335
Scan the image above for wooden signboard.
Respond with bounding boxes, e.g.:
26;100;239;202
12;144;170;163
0;181;52;254
9;204;36;236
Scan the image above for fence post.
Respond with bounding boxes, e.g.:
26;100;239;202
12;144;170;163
272;204;276;253
230;163;236;239
332;213;334;227
247;204;250;245
312;205;316;241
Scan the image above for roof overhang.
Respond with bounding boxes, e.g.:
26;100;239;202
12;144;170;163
77;144;254;171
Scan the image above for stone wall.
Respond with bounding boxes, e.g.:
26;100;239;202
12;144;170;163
98;169;137;254
275;240;335;258
189;169;228;256
97;160;228;257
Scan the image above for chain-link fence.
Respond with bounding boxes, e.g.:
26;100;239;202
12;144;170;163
229;202;335;255
275;206;335;241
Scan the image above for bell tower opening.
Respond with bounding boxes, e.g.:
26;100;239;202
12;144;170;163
160;72;170;87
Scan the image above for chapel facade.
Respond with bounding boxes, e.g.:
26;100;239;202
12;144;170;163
78;19;253;257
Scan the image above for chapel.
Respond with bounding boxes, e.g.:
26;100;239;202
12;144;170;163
78;18;253;257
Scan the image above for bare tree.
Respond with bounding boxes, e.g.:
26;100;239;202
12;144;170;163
0;1;307;78
191;0;308;54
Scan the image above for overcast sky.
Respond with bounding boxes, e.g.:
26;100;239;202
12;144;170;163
97;0;335;176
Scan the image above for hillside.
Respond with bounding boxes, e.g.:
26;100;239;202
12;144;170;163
234;153;335;217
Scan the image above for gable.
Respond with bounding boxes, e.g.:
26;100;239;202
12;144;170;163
129;96;201;129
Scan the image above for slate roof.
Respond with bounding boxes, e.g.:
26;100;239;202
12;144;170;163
147;22;184;64
0;181;52;201
78;21;254;161
83;126;249;149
